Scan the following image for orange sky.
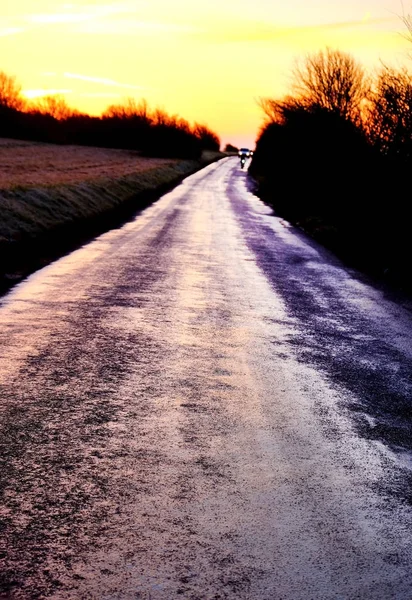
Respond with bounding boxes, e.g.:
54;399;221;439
1;1;411;148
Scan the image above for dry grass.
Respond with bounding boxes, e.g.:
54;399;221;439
0;138;177;189
0;138;223;247
0;140;223;288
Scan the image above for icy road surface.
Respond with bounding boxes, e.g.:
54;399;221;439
1;158;412;599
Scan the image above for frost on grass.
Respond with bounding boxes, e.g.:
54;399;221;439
0;138;177;189
0;139;204;241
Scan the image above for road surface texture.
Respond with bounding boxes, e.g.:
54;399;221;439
1;158;412;599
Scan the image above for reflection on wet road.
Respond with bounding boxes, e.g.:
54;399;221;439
1;158;412;599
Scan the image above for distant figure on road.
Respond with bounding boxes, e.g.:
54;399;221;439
238;147;250;169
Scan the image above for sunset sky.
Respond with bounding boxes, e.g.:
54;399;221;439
1;0;411;148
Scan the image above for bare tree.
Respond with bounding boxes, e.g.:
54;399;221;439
0;71;25;111
33;95;74;120
257;96;302;125
103;98;152;122
257;97;282;124
367;65;412;158
152;107;174;127
400;3;412;44
291;48;368;121
193;123;220;150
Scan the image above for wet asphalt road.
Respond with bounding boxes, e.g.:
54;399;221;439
1;158;412;599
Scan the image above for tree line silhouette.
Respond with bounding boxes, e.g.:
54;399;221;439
249;47;412;291
0;72;220;158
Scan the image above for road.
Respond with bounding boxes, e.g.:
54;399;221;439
1;158;412;599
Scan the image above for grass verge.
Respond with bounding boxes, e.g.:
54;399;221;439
0;148;224;294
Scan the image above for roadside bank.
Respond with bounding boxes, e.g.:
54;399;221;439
0;150;224;294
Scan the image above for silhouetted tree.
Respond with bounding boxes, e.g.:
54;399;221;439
367;66;412;161
103;98;151;121
250;46;380;275
0;71;25;111
33;95;76;120
250;47;412;289
290;48;368;122
0;70;220;159
193;124;220;151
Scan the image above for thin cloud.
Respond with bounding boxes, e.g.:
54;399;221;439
198;16;397;44
75;18;195;35
22;89;73;99
27;2;141;27
0;27;24;37
19;3;194;37
29;13;92;25
312;16;396;31
64;72;145;90
80;93;121;98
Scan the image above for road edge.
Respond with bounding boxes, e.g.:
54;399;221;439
0;154;225;296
